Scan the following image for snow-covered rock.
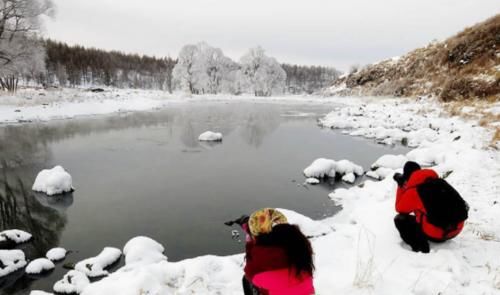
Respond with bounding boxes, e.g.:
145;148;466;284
335;159;364;176
371;154;408;170
53;270;90;294
75;247;122;278
0;250;27;277
305;177;320;184
0;229;32;245
32;166;73;196
303;158;363;182
198;131;223;142
25;258;55;275
303;158;336;178
46;247;67;261
123;236;166;266
341;172;356;184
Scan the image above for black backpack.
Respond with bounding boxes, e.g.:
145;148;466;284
417;178;469;233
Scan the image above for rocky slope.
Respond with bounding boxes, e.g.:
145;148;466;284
327;14;500;101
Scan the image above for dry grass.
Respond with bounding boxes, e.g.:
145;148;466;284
335;14;500;102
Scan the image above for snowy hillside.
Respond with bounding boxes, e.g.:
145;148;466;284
326;14;499;102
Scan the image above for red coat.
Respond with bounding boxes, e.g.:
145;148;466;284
244;241;315;295
396;169;464;240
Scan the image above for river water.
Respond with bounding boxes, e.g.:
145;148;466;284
0;101;408;294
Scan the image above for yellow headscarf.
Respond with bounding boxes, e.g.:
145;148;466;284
248;208;288;237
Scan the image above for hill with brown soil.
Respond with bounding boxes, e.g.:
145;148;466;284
327;14;500;101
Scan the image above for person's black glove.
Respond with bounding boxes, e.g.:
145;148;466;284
224;215;249;227
393;173;405;187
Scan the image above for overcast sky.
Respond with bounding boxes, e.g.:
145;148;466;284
44;0;499;71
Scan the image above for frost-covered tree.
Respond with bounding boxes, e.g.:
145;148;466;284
194;43;236;94
172;44;200;94
240;47;286;96
0;0;54;91
173;42;237;95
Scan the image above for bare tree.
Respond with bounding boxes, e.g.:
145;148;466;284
0;0;54;92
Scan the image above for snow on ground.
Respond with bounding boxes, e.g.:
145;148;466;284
2;93;498;294
198;131;223;142
0;229;32;244
30;291;53;295
0;250;27;277
74;247;122;278
67;95;500;295
25;258;55;275
122;236;166;266
46;247;67;261
0;88;346;124
32;165;73;196
371;154;408;169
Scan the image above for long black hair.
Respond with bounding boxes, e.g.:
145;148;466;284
256;223;314;276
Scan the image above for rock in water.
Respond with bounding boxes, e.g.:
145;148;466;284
32;166;74;196
198;131;223;142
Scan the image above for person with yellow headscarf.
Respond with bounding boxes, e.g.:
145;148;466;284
230;208;315;295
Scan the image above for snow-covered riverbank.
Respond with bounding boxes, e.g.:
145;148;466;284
78;96;499;295
2;91;499;294
0;88;344;124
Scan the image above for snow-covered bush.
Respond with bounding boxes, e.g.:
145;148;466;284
240;46;286;96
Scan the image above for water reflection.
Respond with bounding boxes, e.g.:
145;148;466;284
0;173;72;293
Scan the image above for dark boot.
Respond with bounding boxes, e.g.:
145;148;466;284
394;214;430;253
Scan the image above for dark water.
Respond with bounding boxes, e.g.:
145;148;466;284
0;101;408;294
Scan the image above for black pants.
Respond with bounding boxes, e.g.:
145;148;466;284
243;276;260;295
394;214;431;253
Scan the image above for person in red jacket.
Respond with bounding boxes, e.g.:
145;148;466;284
393;161;464;253
239;208;315;295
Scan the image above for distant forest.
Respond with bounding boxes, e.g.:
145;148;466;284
39;40;340;94
43;40;177;91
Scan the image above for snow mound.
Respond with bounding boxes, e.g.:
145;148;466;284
30;291;53;295
46;247;67;261
32;166;73;196
305;177;320;184
371;154;408;169
0;229;32;244
53;270;90;294
303;158;363;182
25;258;55;275
75;247;122;278
0;250;27;277
123;236;166;266
81;256;243;295
303;158;336;178
198;131;223;142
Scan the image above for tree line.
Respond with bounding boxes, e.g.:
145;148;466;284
0;1;341;94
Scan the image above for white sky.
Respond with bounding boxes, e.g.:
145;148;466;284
44;0;499;71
